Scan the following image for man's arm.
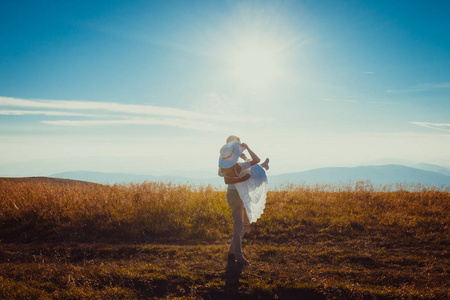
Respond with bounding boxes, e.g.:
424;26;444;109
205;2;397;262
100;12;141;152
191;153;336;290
224;174;251;185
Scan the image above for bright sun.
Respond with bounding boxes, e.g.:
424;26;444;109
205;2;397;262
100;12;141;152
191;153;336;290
226;37;284;90
228;39;283;88
209;3;298;94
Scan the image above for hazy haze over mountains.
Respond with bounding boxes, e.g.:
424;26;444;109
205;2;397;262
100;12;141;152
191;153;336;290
50;164;450;189
412;163;450;177
268;165;450;188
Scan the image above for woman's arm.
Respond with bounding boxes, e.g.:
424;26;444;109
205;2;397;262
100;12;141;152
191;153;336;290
240;143;260;166
224;174;251;184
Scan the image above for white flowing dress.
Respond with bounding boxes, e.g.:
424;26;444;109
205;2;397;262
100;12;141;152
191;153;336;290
234;164;268;223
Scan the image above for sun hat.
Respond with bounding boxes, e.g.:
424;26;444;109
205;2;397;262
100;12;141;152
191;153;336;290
219;141;244;169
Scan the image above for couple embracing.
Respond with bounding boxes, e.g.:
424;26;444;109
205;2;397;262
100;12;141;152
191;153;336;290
218;135;269;266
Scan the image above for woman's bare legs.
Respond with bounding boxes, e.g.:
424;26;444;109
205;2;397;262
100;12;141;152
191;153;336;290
261;158;269;170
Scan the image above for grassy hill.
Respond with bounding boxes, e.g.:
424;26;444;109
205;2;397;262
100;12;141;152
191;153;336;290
0;176;100;186
0;180;448;299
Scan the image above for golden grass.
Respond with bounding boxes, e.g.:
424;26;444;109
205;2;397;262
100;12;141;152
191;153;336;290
0;181;230;243
0;180;449;299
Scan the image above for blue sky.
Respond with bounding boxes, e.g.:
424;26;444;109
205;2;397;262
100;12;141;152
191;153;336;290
1;0;449;177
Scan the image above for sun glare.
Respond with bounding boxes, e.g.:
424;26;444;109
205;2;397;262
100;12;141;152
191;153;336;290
227;38;283;89
208;3;299;95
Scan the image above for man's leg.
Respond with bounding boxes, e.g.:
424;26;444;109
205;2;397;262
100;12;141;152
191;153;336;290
229;200;245;258
227;190;251;265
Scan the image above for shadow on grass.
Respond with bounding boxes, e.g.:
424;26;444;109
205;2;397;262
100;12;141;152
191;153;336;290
224;257;244;296
221;256;330;300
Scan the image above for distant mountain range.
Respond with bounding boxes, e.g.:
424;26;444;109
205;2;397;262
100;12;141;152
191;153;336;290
50;171;214;186
49;164;450;189
268;164;450;188
412;163;450;177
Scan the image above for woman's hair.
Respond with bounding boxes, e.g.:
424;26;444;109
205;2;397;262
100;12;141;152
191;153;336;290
226;135;240;143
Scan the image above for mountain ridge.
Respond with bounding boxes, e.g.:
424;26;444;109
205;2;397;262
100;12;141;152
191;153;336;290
412;163;450;177
48;164;450;188
270;164;450;187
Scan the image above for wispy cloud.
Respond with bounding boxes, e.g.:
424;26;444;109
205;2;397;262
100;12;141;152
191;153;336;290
325;98;396;105
410;122;450;133
0;110;98;117
387;82;450;93
0;96;262;131
42;118;223;131
0;96;258;122
363;71;373;74
324;98;359;103
368;101;395;105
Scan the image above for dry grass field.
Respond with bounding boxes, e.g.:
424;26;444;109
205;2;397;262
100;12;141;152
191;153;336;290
0;178;449;299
